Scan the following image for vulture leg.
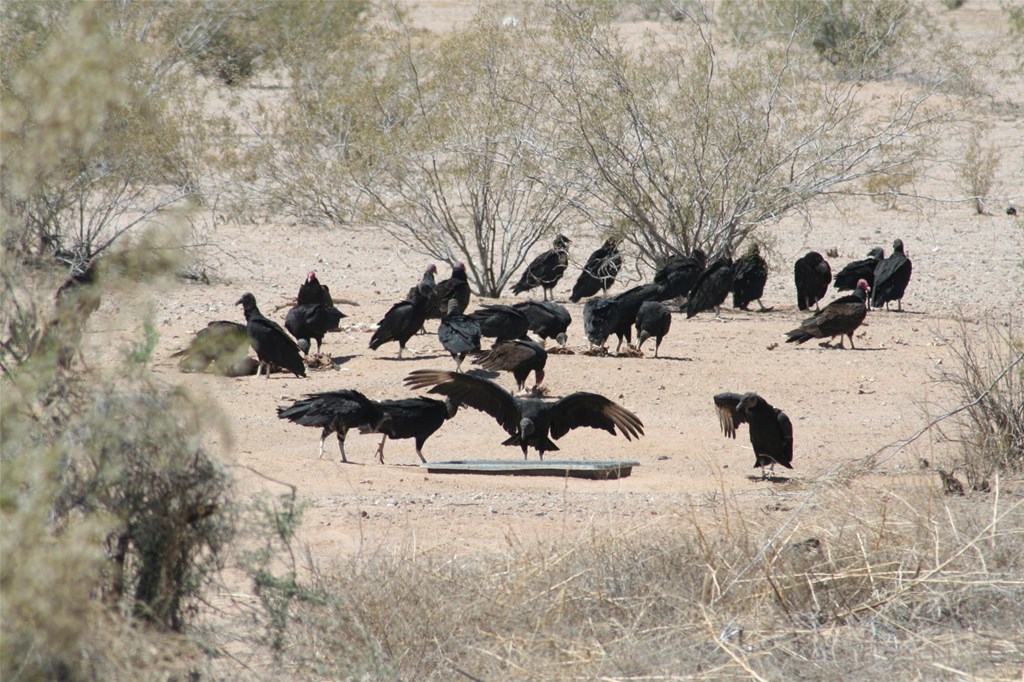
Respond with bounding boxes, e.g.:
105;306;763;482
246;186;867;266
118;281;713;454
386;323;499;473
414;438;427;464
897;299;903;312
654;340;661;358
757;299;771;312
375;434;387;464
397;345;404;360
454;353;464;373
847;334;855;349
336;429;349;463
318;429;330;460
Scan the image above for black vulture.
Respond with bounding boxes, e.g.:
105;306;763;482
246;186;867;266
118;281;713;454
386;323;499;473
583;296;620;349
277;389;387;463
514;300;572;346
173;320;252;375
635;300;672;357
369;292;431;359
714;392;793;478
431;262;471;318
654;248;707;301
438;298;481;372
297;271;331;306
785;279;870;349
512;234;572;300
732;243;771;311
473;338;548;392
404;369;643;460
871;239;913;311
686;257;734;319
570;237;622;302
285;302;345;354
794;251;832;312
834;247;884;292
236;293;306;378
360;397;458;463
469;304;530;341
610;283;662;352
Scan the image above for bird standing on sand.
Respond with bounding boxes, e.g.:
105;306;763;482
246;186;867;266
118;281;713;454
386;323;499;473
714;392;794;479
237;293;306;378
512;234;572;301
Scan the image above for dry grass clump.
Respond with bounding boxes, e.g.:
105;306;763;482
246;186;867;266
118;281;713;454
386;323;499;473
932;315;1024;491
226;484;1023;680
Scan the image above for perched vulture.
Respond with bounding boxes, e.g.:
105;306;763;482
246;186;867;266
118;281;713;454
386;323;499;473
833;247;884;292
635;300;672;357
360;397;458;463
794;251;832;312
513;300;572;346
512;234;572;300
570;237;623;302
277;389;388;463
785;279;870;349
297;271;332;306
469;304;530;341
404;369;643;460
437;298;481;372
653;248;707;301
236;293;306;378
431;262;471;317
284;302;345;354
369;297;431;359
871;239;913;311
406;263;438;304
732;243;771;311
714;391;794;478
686;257;734;319
473;338;548;392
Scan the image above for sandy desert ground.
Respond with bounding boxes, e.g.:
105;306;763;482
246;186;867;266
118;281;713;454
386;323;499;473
84;1;1024;564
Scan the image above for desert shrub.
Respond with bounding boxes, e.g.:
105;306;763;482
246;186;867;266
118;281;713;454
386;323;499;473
218;486;1023;680
956;127;1002;215
0;233;234;678
718;0;931;80
545;4;952;268
933;315;1024;491
1;1;216;268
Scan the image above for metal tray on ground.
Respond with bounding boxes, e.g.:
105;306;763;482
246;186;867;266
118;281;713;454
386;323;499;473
420;459;640;480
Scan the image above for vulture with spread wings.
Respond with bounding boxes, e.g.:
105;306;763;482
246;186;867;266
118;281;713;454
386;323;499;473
404;370;643;459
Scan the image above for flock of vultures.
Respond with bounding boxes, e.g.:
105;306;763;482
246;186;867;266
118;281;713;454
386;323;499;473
155;234;910;477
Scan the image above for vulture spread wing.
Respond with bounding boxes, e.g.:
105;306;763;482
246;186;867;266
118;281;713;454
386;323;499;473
714;392;748;439
404;369;520;436
548;392;645;442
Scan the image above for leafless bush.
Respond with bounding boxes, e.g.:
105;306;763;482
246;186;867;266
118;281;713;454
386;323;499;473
545;5;954;268
933;315;1024;490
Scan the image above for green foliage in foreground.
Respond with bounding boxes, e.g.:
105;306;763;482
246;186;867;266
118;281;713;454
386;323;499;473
0;246;234;680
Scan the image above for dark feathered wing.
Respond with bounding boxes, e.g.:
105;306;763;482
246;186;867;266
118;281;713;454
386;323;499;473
547;392;644;442
277;389;383;430
438;314;481;355
404;369;520;436
474;339;544;373
713;392;748;439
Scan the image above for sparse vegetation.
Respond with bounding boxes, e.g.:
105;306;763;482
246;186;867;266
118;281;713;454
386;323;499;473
957;127;1002;215
2;2;1022;680
933;315;1024;491
217;485;1023;680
